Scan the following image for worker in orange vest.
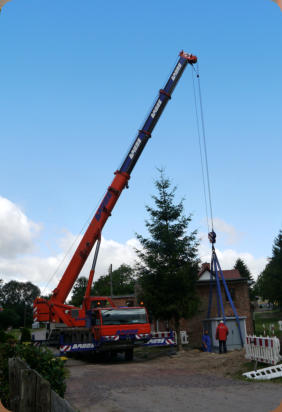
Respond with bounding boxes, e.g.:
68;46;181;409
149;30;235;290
216;320;229;354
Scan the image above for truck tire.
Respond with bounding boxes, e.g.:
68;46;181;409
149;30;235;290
125;348;133;361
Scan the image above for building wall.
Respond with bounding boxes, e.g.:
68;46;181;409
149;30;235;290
151;280;253;348
183;280;253;347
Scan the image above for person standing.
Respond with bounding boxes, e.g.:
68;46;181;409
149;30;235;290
216;320;229;353
202;330;211;352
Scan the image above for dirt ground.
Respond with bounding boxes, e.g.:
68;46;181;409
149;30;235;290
65;348;282;412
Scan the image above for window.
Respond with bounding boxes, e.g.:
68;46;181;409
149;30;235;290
101;308;147;325
225;287;236;302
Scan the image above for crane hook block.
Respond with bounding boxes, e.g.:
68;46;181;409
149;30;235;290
208;231;216;244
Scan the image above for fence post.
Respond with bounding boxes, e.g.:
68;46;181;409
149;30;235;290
8;358;28;412
34;370;51;412
19;368;37;412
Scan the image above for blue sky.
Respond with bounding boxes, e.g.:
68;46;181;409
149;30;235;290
0;0;281;292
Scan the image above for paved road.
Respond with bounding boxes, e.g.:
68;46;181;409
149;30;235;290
65;352;282;412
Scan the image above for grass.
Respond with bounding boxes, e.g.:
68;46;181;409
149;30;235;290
254;311;282;338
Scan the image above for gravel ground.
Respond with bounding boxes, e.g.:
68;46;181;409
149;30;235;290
65;349;282;412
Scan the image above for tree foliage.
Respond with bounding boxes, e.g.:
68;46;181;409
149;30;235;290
135;170;199;347
256;230;282;308
0;309;20;329
234;258;255;300
69;276;88;307
93;264;135;296
234;258;253;282
0;280;40;327
69;264;135;307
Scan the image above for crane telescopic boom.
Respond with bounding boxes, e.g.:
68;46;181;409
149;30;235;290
49;51;197;308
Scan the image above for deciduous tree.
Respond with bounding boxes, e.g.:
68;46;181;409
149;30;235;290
0;280;40;327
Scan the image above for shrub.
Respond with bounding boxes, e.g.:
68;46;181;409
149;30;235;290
20;327;31;343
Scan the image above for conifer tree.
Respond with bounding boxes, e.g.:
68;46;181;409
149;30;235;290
256;230;282;308
234;258;255;299
135;170;199;349
234;258;253;282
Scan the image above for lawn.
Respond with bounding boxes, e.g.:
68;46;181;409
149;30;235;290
254;311;282;338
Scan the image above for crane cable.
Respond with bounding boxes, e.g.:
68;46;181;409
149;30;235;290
191;63;214;234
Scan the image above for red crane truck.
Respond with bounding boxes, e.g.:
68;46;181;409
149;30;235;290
32;51;197;359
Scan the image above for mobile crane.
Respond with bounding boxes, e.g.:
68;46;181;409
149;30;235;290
32;51;197;359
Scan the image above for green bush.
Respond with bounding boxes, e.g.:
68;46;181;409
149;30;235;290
0;329;16;344
20;327;31;343
0;309;20;329
0;343;66;408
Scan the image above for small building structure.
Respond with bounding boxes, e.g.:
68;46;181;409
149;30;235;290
179;263;253;347
115;263;253;349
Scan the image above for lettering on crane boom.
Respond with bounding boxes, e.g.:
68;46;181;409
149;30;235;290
151;99;162;119
129;138;142;159
95;192;112;221
171;62;182;81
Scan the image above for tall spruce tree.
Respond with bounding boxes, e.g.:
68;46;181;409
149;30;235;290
234;258;255;300
256;230;282;308
234;258;253;282
135;170;199;349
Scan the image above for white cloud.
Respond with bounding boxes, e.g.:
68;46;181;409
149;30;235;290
0;198;267;299
0;197;140;296
0;196;41;258
198;236;267;280
212;217;242;245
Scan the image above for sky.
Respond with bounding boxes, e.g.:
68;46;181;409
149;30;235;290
0;0;281;296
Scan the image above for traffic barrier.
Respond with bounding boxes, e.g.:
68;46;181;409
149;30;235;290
173;331;189;345
245;335;281;365
243;364;282;380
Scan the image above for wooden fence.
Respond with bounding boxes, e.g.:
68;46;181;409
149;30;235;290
8;358;76;412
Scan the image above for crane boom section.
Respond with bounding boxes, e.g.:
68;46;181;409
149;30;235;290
120;52;197;175
51;51;197;305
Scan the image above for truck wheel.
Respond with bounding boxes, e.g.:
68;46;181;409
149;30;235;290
125;348;133;361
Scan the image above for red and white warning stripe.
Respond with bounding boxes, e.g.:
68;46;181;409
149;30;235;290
33;306;38;321
245;335;280;365
135;333;150;340
104;335;120;341
60;345;71;352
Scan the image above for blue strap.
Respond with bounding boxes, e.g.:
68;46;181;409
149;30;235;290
212;251;225;320
213;252;244;347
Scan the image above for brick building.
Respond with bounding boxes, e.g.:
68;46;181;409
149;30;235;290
183;263;253;347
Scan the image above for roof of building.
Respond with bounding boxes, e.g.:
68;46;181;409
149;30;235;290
198;263;242;280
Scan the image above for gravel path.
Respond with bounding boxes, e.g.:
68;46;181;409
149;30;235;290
65;350;282;412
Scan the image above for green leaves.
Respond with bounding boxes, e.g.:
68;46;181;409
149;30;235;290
0;343;67;407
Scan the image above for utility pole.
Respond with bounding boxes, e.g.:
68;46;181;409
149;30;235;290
109;264;113;297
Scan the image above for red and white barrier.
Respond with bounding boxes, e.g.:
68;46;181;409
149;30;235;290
245;335;281;365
